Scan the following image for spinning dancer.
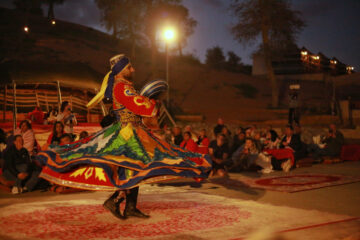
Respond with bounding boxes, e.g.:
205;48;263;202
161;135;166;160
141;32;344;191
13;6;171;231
37;54;212;219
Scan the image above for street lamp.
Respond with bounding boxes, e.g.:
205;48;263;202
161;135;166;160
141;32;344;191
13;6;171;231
162;27;176;108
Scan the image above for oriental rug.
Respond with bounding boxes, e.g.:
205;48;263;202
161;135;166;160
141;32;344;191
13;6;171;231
235;174;360;193
0;191;357;240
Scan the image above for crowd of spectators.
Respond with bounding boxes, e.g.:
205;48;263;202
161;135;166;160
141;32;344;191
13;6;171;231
0;102;85;194
0;108;346;194
159;118;345;178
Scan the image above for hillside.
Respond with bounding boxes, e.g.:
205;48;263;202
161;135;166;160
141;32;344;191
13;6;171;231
0;7;331;124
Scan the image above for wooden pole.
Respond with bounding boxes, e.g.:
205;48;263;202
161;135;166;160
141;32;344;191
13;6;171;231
57;80;62;111
45;92;49;112
12;81;17;132
85;90;90;123
3;85;7;122
35;91;40;107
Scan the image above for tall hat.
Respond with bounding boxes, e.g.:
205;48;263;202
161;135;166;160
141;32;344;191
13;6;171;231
87;54;130;109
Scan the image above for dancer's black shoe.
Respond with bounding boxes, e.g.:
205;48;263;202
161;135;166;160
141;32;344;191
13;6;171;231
103;191;126;220
124;187;150;219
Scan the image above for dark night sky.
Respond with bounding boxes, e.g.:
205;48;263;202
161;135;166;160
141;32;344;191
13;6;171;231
1;0;359;70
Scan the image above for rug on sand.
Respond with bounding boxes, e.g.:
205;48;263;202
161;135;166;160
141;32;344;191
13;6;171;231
0;191;357;240
233;174;360;193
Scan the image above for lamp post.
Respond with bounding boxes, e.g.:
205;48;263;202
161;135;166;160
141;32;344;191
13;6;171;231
162;28;175;108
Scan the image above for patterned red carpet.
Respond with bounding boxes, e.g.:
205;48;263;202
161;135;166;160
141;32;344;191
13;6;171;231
237;174;360;193
0;192;357;239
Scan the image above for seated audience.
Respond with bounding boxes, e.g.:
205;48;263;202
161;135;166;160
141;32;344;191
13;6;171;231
221;126;232;147
197;129;210;154
263;129;280;149
180;132;198;152
44;106;58;124
230;138;259;172
209;134;229;177
230;130;245;155
2;135;40;194
307;124;344;161
28;106;44;124
280;125;307;162
172;126;183;146
57;101;77;134
213;118;226;138
14;120;35;156
47;121;64;145
184;125;198;142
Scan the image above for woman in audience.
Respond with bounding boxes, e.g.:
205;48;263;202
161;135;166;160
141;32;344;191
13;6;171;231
230;138;259;172
47;121;64;145
56;101;77;135
197;129;210;154
263;129;280;149
14;120;35;156
180;132;198;152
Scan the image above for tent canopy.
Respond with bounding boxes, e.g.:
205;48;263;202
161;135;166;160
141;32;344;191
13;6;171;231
0;60;102;91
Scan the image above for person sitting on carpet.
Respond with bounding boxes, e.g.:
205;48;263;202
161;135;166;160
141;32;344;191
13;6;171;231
230;130;245;156
14;120;36;156
209;134;229;177
230;138;259;172
280;125;307;163
184;125;198;142
221;126;232;148
180;132;198;152
307;124;344;161
263;130;280;150
197;129;210;154
2;135;40;194
172;126;183;146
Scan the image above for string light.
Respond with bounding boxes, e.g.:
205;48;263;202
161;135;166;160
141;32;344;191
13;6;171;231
24;26;29;33
300;50;308;56
51;20;56;25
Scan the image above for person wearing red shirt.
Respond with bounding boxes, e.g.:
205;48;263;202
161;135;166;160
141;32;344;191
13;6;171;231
180;132;198;152
197;129;210;154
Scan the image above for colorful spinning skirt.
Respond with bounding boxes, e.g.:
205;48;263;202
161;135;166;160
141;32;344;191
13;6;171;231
36;123;212;191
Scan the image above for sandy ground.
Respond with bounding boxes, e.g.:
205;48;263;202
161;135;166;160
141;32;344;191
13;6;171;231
0;161;359;239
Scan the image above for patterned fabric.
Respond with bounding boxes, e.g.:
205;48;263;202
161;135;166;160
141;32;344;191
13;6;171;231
37;122;212;190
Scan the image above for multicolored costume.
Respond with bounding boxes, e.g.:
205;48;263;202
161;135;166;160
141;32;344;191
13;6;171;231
36;54;212;218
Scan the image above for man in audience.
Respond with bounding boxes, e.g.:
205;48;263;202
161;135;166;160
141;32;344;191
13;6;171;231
209;134;229;177
172;126;183;146
2;135;40;194
307;124;344;161
280;125;307;162
213;118;225;137
231;130;245;155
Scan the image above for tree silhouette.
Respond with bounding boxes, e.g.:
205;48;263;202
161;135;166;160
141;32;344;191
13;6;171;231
231;0;304;107
205;46;226;70
43;0;65;20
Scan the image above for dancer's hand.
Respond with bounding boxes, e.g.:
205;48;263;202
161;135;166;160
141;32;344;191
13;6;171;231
17;172;28;180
